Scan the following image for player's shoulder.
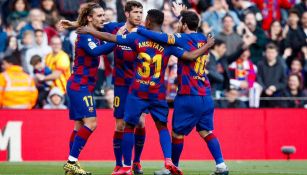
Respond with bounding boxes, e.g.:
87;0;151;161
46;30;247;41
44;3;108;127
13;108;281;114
78;33;93;40
103;22;125;32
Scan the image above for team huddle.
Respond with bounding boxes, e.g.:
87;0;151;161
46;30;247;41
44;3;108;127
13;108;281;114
60;1;228;175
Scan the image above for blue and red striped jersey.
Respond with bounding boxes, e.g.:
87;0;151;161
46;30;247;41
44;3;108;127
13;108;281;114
68;33;115;92
102;22;137;86
137;28;211;96
116;32;185;100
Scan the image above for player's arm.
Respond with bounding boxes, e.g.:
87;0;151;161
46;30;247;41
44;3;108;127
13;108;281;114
77;26;136;49
180;35;215;60
137;28;182;45
77;26;117;43
79;34;116;57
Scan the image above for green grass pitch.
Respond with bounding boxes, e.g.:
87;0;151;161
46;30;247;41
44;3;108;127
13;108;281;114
0;161;306;175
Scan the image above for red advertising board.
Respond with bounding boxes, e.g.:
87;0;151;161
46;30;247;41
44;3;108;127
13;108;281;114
0;109;306;161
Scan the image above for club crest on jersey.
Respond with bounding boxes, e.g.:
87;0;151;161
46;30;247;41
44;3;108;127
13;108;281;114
88;41;97;49
89;107;94;112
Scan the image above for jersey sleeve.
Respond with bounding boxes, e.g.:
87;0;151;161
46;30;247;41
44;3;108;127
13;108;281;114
137;28;185;46
79;34;116;57
116;33;136;50
168;46;185;59
101;22;124;33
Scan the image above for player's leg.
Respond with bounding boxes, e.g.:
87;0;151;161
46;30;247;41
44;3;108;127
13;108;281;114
171;95;198;167
112;86;128;173
197;96;228;175
115;95;148;175
69;121;83;151
133;113;146;174
64;89;96;175
150;99;182;175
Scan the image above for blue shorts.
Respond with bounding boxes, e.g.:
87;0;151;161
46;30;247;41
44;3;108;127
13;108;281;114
124;94;169;125
114;86;149;119
172;95;214;135
67;85;96;121
113;86;129;119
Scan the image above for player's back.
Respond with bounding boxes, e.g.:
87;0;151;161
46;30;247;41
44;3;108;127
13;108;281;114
68;34;101;92
174;33;211;96
116;33;184;100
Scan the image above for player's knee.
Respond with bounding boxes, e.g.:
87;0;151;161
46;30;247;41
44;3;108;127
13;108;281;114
125;122;135;129
154;121;167;131
137;116;145;128
84;120;97;131
115;119;125;131
198;130;212;138
172;131;184;139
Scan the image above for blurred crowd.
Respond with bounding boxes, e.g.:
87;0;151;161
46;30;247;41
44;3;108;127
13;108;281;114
0;0;306;109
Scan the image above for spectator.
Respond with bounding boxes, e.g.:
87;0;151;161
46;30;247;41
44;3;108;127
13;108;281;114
284;9;306;66
162;10;176;33
207;35;256;96
244;12;267;64
30;55;52;108
0;17;7;52
267;20;285;54
19;30;34;73
56;0;86;21
231;0;262;26
206;39;226;97
252;0;292;31
0;36;18;61
6;0;30;31
37;36;70;94
54;18;74;60
280;73;306;108
201;0;241;35
180;0;210;13
228;49;262;107
43;87;67;109
24;29;52;75
0;52;38;109
104;7;116;22
216;14;243;56
293;0;307;17
40;0;60;27
288;59;306;86
19;8;58;44
257;43;287;108
219;89;247;108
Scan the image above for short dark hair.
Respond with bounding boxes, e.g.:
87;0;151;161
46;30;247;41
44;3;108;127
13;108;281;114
125;1;143;12
266;43;278;51
213;39;225;48
34;29;44;35
147;9;164;26
30;55;42;66
180;11;199;31
3;52;21;66
288;8;300;17
222;13;233;22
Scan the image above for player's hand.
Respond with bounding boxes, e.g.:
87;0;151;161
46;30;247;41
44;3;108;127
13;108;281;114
76;26;91;34
59;20;78;29
265;88;273;96
172;2;187;18
206;34;215;48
